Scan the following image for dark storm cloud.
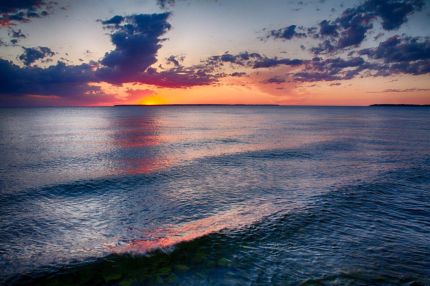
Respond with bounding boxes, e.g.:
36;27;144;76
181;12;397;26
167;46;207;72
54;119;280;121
18;46;54;66
0;0;53;26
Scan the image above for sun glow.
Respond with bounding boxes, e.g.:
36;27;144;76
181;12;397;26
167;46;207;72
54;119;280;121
137;95;167;105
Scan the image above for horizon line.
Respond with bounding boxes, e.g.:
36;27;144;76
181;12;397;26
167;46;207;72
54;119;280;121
1;104;430;108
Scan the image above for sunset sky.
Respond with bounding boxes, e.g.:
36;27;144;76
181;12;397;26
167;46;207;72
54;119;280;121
0;0;429;106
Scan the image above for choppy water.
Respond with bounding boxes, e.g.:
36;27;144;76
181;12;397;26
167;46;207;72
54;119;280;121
0;106;429;285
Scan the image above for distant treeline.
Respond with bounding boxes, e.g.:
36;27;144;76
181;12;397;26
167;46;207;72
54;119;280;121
370;104;430;107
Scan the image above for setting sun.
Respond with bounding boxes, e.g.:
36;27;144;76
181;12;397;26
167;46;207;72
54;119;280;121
137;95;167;105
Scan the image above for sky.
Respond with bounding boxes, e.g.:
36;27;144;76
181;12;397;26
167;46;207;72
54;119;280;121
0;0;429;106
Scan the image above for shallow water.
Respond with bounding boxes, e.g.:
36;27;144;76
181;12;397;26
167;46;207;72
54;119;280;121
0;106;429;285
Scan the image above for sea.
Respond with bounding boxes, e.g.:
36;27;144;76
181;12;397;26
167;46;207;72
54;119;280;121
0;106;429;285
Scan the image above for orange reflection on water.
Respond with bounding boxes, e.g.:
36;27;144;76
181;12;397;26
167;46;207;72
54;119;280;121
110;110;176;174
109;203;275;254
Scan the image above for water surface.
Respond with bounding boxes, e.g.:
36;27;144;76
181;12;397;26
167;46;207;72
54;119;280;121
0;106;429;285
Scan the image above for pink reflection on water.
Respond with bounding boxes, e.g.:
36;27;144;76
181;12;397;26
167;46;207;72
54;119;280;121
109;112;175;174
108;202;276;254
108;108;332;176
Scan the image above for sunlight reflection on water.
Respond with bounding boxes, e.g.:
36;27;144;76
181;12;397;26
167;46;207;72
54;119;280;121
1;106;429;285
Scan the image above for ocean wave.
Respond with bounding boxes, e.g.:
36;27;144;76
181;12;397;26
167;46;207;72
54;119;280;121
6;162;430;285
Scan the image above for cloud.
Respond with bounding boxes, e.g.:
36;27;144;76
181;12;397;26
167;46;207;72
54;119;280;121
230;72;246;77
264;76;286;84
100;15;124;26
360;35;430;63
136;66;217;88
360;35;430;75
368;88;430;93
336;11;373;49
290;37;430;82
97;13;218;87
318;20;338;37
0;0;53;27
157;0;175;9
291;0;425;54
205;48;424;84
333;0;423;50
265;25;307;41
18;46;54;66
206;51;262;67
387;60;430;75
97;13;172;84
1;2;429;106
292;56;378;82
206;51;304;69
165;55;184;67
0;59;99;98
9;29;26;38
364;0;425;30
253;57;304;68
0;12;221;105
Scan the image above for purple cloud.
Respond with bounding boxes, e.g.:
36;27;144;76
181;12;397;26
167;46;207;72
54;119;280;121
0;0;53;26
18;46;54;66
266;25;307;41
97;13;172;84
279;0;425;54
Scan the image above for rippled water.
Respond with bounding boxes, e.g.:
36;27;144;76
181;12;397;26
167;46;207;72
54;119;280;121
0;106;429;285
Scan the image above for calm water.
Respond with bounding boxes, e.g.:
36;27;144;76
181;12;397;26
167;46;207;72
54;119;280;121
0;106;429;285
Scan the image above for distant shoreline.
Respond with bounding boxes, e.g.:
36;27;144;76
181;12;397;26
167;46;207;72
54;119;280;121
369;104;430;107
